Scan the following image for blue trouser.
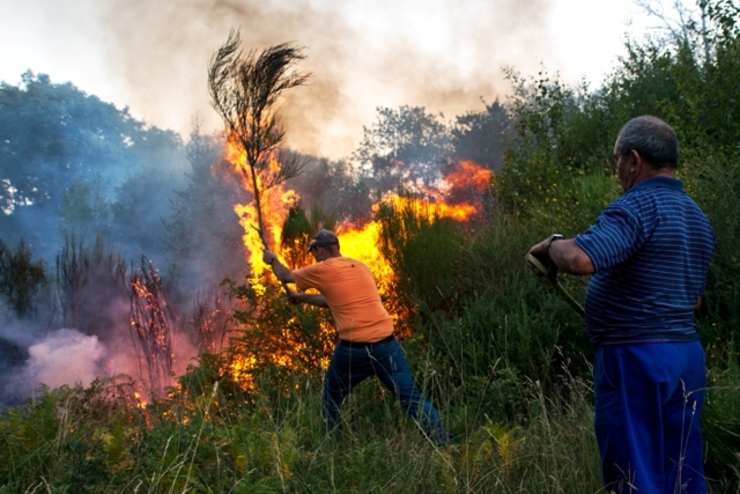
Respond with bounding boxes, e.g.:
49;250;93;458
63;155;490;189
322;335;452;445
594;341;707;494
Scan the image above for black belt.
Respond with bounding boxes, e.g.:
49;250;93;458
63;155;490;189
338;334;395;347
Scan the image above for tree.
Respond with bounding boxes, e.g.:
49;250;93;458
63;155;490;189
111;167;181;261
55;235;127;340
0;239;46;317
286;156;375;224
495;69;609;212
208;30;310;244
633;0;712;62
599;0;740;149
0;71;186;262
59;174;112;239
354;106;452;195
451;99;514;171
0;72;143;214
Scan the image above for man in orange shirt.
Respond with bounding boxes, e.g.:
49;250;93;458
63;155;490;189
263;229;453;445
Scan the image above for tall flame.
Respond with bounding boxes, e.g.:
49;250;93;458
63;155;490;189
224;139;492;390
227;138;296;294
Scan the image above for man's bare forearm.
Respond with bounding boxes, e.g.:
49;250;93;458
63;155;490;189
262;250;295;283
526;237;595;276
290;290;328;308
548;239;595;275
270;260;295;283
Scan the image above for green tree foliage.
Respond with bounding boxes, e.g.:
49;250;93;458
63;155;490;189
0;239;46;317
109;128;187;260
287;156;375;224
0;72;182;212
491;0;740;477
494;69;617;214
451;99;514;171
0;72;134;212
354;106;452;194
375;197;463;323
600;1;740;151
59;174;112;238
0;71;186;262
696;0;740;147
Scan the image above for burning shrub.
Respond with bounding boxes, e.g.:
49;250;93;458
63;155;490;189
128;255;175;397
189;289;228;354
375;195;465;324
223;279;334;402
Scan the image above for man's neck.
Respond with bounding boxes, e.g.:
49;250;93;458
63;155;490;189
630;167;675;190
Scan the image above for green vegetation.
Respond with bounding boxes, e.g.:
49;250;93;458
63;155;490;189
2;2;740;492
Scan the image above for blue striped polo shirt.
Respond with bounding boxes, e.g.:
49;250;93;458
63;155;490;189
574;177;716;346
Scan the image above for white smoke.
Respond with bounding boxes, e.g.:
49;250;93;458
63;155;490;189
23;328;107;391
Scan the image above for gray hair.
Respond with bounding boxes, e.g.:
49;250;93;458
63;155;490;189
616;115;679;169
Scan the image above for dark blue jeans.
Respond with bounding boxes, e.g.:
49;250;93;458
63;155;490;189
322;335;452;445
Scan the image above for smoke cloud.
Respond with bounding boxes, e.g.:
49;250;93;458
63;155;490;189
0;0;570;160
0;293;199;406
23;328;107;391
0;322;108;406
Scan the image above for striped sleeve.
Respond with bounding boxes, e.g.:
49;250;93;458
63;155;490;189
575;198;644;272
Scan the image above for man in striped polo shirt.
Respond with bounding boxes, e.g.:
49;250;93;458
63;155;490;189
526;115;716;494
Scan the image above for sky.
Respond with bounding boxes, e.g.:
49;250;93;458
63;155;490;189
0;0;655;160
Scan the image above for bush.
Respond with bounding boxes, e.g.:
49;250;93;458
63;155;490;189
0;239;46;317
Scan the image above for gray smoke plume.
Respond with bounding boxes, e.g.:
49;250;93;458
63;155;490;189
0;0;563;160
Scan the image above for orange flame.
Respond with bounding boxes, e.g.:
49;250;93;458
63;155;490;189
225;141;491;390
445;159;493;193
227;139;298;294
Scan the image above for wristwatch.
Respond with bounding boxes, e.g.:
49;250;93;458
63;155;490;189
546;234;564;258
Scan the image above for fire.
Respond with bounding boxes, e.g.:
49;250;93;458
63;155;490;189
337;191;481;295
333;220;390;289
225;137;492;391
129;256;174;397
228;139;293;294
445;159;493;192
423;159;493;219
228;352;258;393
133;391;147;410
335;160;492;284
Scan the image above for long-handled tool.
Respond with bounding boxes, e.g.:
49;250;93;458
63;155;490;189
526;253;585;317
252;223;292;296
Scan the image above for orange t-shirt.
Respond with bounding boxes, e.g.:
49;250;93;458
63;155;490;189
292;257;394;343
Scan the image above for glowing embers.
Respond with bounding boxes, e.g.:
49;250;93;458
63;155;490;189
129;255;174;396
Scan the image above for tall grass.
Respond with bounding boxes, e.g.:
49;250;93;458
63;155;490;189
0;362;607;493
2;158;740;493
0;330;737;492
